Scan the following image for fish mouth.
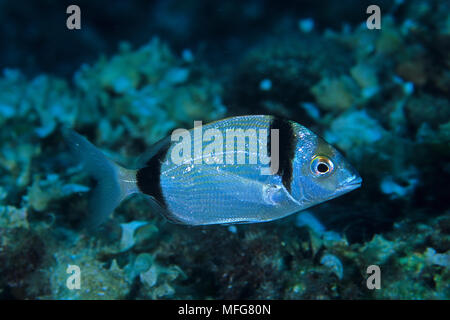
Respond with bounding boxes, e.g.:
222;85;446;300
336;175;362;193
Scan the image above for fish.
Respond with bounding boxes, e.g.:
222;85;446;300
63;115;362;229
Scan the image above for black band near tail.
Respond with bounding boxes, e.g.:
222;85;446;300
269;116;296;193
136;144;169;208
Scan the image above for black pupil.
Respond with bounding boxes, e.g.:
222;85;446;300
317;162;329;173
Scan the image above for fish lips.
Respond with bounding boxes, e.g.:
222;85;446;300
336;175;363;193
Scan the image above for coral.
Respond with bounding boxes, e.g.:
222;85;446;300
405;93;450;131
375;17;403;55
295;211;325;234
0;227;47;298
324;110;386;156
350;62;379;90
0;205;28;229
119;221;158;252
320;254;344;280
226;34;354;120
311;75;359;111
27;174;90;212
138;262;185;299
73;38;226;146
44;243;131;300
360;234;397;265
380;171;418;200
424;248;450;268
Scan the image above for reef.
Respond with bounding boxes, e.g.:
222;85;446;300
0;0;448;299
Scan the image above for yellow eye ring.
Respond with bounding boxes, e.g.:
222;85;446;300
311;155;334;176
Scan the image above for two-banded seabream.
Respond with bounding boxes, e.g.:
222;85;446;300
63;115;362;228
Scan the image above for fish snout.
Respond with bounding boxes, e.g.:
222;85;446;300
337;174;362;192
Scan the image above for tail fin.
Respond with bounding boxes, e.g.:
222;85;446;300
62;128;139;230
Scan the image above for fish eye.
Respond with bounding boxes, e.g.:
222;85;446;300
311;156;334;176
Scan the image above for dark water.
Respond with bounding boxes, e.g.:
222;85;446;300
0;0;448;300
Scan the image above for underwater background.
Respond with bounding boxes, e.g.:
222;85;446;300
0;0;449;299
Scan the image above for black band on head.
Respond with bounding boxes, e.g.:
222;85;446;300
269;116;296;193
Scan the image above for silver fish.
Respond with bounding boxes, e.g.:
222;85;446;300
63;115;362;228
